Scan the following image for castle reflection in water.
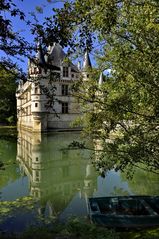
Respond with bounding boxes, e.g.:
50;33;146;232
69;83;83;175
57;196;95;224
16;130;97;218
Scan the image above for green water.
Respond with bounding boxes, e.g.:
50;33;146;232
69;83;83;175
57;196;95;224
0;129;159;233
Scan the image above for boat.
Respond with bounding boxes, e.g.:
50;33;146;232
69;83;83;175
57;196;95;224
88;196;159;228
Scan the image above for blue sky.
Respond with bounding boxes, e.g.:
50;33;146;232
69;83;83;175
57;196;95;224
2;0;97;73
5;0;64;71
13;0;64;41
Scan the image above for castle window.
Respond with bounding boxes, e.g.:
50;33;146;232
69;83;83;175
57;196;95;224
34;67;37;74
35;177;39;182
35;191;39;197
62;102;68;113
35;103;38;107
71;74;74;78
62;85;68;96
35;170;40;177
35;87;38;94
63;67;69;77
38;68;41;74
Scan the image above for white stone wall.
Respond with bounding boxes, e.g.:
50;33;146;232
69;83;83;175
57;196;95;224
17;64;81;131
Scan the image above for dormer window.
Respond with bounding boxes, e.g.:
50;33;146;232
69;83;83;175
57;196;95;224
63;67;69;77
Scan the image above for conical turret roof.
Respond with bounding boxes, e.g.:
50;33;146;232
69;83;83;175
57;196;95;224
83;50;92;70
98;72;104;86
48;43;65;67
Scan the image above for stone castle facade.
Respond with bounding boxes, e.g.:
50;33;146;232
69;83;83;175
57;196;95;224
16;43;92;132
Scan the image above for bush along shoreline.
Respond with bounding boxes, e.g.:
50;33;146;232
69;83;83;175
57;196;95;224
0;218;159;239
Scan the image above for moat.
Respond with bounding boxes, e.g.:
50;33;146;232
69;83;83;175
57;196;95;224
0;129;159;233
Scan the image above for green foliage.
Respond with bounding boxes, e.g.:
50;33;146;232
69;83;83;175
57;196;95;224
0;128;17;175
15;218;119;239
65;218;119;239
0;66;17;125
55;0;159;177
0;197;36;223
1;0;159;176
1;218;159;239
0;0;33;79
121;228;159;239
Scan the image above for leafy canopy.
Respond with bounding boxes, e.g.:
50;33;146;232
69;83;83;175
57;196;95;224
52;0;159;176
1;0;159;176
0;66;17;124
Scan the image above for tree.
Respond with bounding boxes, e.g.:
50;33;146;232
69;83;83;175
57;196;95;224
51;0;159;176
0;0;74;125
1;0;159;175
0;0;35;80
0;0;77;78
0;66;17;124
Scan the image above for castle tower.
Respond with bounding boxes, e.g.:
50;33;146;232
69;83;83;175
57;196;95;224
82;50;92;80
16;42;81;132
83;50;92;69
30;43;48;132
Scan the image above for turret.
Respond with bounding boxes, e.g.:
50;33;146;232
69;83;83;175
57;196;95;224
83;50;92;70
77;61;81;70
28;42;46;76
98;72;103;86
82;50;92;80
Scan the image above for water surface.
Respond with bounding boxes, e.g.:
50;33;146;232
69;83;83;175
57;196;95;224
0;129;159;232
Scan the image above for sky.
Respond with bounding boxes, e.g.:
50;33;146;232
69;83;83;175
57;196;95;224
4;0;65;72
2;0;97;73
13;0;64;42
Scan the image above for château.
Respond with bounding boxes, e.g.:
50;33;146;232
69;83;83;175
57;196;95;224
16;43;92;132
